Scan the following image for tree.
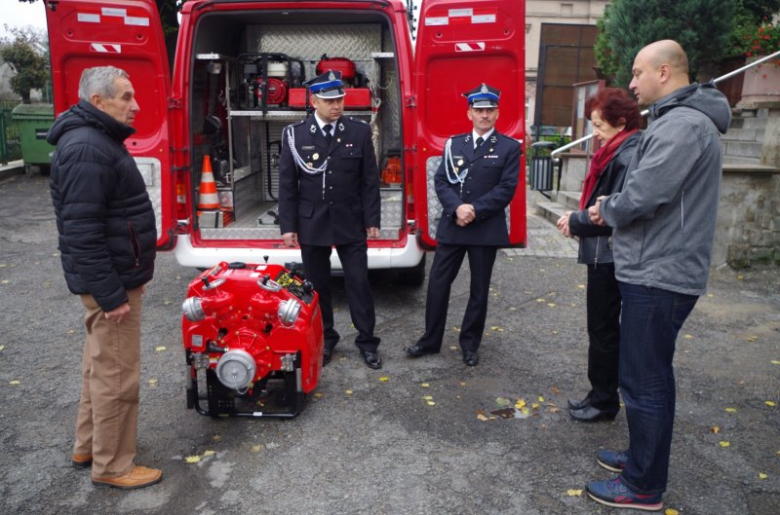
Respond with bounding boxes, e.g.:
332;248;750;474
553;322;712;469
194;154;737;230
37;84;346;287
595;0;737;87
0;26;49;103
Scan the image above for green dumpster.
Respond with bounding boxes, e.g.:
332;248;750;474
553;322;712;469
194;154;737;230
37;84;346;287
11;104;56;172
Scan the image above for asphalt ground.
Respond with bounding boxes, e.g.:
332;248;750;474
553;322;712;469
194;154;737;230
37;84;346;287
0;172;778;515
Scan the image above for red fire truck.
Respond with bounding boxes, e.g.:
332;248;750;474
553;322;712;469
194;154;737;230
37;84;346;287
45;0;526;284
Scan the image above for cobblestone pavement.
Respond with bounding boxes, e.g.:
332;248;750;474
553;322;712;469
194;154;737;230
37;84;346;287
504;189;579;259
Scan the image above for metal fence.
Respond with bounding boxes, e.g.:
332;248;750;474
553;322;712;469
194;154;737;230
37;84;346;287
0;100;22;165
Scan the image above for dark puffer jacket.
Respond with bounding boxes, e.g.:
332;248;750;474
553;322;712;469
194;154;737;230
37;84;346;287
47;100;156;312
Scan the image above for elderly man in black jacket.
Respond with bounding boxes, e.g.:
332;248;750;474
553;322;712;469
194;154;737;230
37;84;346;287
47;66;161;490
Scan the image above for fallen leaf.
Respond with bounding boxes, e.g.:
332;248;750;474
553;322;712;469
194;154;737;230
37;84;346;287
453;326;461;333
1;280;9;285
538;396;545;403
477;413;489;421
185;455;201;463
710;426;720;434
421;383;430;388
766;401;776;407
770;360;780;365
490;326;504;332
314;392;323;398
577;284;585;289
164;300;173;305
148;378;158;386
536;298;546;303
725;407;737;413
719;441;730;448
0;345;5;351
423;395;434;401
9;380;20;385
379;376;389;382
665;509;680;515
531;403;540;409
737;275;744;280
547;303;556;308
758;473;768;480
345;390;353;395
550;386;560;395
515;399;526;409
203;450;216;457
707;293;714;297
450;345;458;351
509;306;517;311
155;346;166;352
426;401;436;406
250;445;262;452
684;334;693;339
567;489;583;497
459;382;467;386
495;397;511;407
746;335;757;343
212;435;222;442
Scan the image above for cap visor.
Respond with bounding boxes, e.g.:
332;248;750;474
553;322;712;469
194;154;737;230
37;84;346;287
314;88;346;99
471;100;498;108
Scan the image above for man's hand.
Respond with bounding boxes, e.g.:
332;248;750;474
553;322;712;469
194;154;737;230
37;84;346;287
282;232;299;248
367;227;380;239
455;204;475;227
556;211;572;238
588;197;607;226
105;303;131;324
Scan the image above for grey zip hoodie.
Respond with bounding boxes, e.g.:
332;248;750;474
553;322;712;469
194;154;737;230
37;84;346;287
599;82;731;296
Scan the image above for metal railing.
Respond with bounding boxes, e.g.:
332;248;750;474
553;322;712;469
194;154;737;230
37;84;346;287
549;49;780;158
0;102;22;165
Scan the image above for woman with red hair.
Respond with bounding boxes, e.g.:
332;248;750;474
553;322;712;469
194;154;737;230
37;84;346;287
557;87;642;422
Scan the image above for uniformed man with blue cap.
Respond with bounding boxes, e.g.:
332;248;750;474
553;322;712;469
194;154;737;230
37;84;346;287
406;83;521;366
278;69;383;369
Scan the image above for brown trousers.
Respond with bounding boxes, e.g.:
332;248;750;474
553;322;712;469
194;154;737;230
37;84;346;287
74;288;143;479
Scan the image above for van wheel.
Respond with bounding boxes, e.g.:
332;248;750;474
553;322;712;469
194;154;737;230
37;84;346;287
397;254;426;286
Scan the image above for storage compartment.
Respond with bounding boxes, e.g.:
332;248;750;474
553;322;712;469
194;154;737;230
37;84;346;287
188;10;403;240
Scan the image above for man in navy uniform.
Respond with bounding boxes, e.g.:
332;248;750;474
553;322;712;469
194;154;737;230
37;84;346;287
405;83;521;366
278;70;382;369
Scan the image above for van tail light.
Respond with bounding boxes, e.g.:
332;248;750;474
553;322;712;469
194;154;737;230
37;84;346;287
176;181;188;220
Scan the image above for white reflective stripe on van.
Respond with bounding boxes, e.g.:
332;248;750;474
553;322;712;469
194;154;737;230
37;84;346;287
173;235;424;271
133;157;162;244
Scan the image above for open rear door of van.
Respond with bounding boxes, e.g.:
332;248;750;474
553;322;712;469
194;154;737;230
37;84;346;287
45;0;175;249
413;0;527;248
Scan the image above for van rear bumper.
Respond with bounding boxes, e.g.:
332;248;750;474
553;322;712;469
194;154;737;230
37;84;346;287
172;234;425;270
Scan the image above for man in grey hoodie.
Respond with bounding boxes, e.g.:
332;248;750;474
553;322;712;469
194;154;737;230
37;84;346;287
585;40;731;511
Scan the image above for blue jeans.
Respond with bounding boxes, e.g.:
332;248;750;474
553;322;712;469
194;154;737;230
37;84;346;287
618;282;698;495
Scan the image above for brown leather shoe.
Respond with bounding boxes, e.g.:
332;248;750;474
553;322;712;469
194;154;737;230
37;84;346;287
72;453;93;468
92;466;162;490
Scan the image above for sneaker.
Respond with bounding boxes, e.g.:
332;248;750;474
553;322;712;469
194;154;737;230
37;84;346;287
92;466;162;490
586;476;663;512
596;449;628;472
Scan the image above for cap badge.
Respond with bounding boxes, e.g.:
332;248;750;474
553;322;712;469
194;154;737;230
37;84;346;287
328;71;336;81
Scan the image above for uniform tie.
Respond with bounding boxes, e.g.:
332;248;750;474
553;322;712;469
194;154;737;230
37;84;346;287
475;136;484;148
323;124;333;142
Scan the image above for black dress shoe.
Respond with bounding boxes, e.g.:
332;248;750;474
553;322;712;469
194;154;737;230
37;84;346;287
323;347;333;365
570;405;618;422
568;394;592;410
463;350;479;367
361;350;382;369
405;344;439;358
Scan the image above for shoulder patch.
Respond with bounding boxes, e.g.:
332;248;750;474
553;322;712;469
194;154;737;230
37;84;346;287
347;116;369;125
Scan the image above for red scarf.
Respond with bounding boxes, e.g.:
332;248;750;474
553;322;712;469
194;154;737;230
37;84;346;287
579;129;638;209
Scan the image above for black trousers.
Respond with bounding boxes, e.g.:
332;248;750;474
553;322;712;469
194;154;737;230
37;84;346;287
416;243;498;353
585;263;621;411
300;241;380;353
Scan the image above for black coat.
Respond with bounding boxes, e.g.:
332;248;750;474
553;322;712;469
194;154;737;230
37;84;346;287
568;131;641;264
47;100;156;312
278;115;381;246
434;131;521;246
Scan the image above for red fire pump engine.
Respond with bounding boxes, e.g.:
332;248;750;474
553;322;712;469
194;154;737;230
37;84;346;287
181;261;323;418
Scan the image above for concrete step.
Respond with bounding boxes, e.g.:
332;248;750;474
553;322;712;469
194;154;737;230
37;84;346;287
723;163;780;174
557;190;582;211
723;155;763;166
535;200;568;225
723;140;764;161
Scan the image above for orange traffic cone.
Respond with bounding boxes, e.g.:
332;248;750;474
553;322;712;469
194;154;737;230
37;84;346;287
197;155;220;211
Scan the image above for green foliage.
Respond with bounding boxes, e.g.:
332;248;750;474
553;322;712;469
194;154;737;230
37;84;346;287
595;0;737;87
0;26;49;104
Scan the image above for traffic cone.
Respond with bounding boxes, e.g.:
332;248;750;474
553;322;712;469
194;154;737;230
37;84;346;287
197;155;220;211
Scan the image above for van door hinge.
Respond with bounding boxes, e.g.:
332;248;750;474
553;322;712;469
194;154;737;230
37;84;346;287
168;97;182;109
405;96;417;108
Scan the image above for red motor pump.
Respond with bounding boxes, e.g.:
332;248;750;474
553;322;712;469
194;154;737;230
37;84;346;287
316;55;357;86
181;261;323;418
